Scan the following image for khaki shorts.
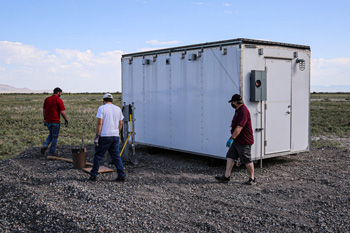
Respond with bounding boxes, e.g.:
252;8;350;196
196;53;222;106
226;142;252;164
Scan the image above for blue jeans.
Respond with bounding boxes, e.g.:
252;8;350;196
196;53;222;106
90;136;125;178
43;123;61;155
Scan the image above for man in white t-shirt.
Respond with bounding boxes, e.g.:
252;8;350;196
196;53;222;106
89;93;126;182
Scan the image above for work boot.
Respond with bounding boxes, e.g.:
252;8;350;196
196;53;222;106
115;176;126;182
47;152;58;157
243;178;257;185
40;147;47;155
89;176;97;182
215;175;230;182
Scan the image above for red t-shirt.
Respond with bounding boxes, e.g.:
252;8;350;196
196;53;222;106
43;95;65;123
230;104;254;145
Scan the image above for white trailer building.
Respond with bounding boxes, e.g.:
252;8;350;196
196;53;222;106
121;38;311;161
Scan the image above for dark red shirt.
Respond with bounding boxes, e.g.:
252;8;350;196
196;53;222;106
230;104;254;145
43;95;65;123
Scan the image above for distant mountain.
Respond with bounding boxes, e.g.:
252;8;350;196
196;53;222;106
0;84;50;93
311;85;350;93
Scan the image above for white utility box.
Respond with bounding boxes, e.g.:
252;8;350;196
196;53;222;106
121;38;310;160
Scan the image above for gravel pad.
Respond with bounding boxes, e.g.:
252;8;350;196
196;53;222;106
0;145;349;232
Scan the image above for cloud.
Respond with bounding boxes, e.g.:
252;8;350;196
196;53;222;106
223;3;232;7
141;40;181;52
0;41;48;66
0;41;123;92
311;57;350;86
145;40;181;46
140;47;164;52
55;49;93;63
2;41;348;92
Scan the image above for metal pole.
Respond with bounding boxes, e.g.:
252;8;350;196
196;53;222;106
131;102;136;157
260;101;263;169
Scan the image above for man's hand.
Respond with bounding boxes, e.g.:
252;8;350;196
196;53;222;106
226;137;234;147
64;120;69;127
94;134;100;146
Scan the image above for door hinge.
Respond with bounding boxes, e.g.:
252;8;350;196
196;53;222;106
255;128;264;132
265;67;268;72
265;103;267;110
264;140;267;147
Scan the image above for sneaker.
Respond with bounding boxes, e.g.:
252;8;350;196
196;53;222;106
115;176;126;182
89;176;97;182
40;147;47;155
215;175;230;182
243;178;257;185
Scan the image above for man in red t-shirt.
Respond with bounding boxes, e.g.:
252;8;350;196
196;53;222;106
215;94;256;185
41;87;68;156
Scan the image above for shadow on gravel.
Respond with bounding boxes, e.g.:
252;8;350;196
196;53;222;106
137;145;298;168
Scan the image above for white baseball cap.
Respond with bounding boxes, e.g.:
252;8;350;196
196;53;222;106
103;93;113;99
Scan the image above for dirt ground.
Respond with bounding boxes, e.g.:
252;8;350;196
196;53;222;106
0;145;349;232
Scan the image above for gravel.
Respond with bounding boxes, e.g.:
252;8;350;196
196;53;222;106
0;145;349;232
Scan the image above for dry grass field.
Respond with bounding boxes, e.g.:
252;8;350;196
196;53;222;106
310;93;350;148
0;93;121;160
0;92;349;160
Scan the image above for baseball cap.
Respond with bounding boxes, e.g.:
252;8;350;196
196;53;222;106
53;87;62;94
103;93;113;99
228;94;242;103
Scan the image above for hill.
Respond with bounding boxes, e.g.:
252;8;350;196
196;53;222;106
0;84;50;93
311;85;350;93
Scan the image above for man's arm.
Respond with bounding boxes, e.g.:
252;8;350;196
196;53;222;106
232;126;243;139
96;118;103;135
119;120;123;134
93;118;103;146
60;111;68;122
43;109;46;125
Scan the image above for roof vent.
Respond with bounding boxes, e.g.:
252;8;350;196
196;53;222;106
188;53;197;61
222;47;227;55
142;59;150;65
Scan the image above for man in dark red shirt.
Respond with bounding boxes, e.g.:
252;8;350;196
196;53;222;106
41;87;68;156
215;94;256;185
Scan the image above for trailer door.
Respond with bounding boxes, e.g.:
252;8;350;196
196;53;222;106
265;58;292;154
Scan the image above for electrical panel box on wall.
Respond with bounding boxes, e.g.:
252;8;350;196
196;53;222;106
250;70;267;101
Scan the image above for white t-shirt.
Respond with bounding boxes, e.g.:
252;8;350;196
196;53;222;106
96;103;124;137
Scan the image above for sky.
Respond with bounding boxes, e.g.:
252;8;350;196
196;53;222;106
0;0;350;93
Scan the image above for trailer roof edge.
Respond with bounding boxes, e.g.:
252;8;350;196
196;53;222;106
122;38;311;58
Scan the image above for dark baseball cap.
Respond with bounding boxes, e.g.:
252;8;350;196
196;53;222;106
53;87;62;94
228;94;242;103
